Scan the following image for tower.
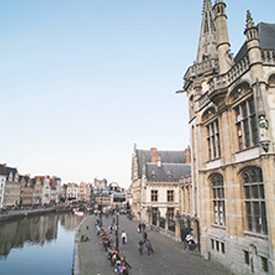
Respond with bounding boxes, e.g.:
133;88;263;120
196;0;218;63
213;0;232;74
182;1;275;274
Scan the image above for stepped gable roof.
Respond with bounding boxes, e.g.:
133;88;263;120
146;163;191;181
6;166;18;175
19;175;30;183
136;149;187;178
34;176;45;181
0;164;8;176
234;22;275;63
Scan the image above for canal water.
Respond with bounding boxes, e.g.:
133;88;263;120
0;212;87;275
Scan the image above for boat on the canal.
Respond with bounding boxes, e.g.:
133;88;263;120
73;208;84;216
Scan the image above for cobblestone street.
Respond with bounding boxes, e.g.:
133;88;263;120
75;214;234;275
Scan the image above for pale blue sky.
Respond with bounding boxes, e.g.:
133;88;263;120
1;0;274;187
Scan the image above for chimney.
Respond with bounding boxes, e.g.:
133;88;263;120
185;146;191;164
150;147;157;163
3;163;7;168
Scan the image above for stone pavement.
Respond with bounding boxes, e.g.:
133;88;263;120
74;214;235;275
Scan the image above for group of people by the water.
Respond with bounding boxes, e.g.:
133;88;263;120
95;213;131;275
91;210;157;274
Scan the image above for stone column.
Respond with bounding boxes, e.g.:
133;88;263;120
165;211;169;231
156;210;160;228
175;211;181;241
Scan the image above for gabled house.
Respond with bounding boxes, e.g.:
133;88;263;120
0;164;8;208
77;182;87;202
3;165;21;208
32;177;43;206
20;174;33;206
50;178;57;205
66;183;78;201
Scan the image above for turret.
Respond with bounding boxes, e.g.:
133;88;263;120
213;0;232;74
196;0;218;63
244;11;262;73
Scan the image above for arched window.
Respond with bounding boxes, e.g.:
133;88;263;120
211;174;226;226
206;119;221;160
235;97;258;150
242;167;267;234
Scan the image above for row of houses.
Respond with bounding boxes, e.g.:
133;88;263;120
0;164;61;208
65;179;128;208
0;162;128;210
132;1;275;274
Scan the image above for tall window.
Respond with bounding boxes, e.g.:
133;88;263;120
151;190;158;202
235;97;258;150
167;190;174;202
167;207;174;219
211;174;226;226
207;119;221;160
242;167;267;234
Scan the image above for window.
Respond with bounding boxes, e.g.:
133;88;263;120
242;167;267;234
207;119;221;160
151;190;158;202
167;190;174;202
216;241;219;252
235;97;258;150
244;251;249;265
261;257;268;273
221;243;225;254
167;207;174;219
211;174;226;226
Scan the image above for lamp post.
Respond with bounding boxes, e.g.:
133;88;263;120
100;193;103;227
115;211;119;251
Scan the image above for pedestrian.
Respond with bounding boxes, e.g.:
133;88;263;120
145;238;154;255
142;222;146;232
109;224;113;234
121;230;127;244
143;230;147;242
138;223;142;233
138;238;144;255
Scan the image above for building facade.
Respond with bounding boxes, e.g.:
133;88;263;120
0;165;7;208
132;145;191;234
3;166;21;207
181;1;275;274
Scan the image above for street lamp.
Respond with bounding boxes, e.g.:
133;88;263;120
100;193;103;227
115;211;119;251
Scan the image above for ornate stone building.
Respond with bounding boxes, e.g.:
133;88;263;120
131;145;191;235
180;0;275;274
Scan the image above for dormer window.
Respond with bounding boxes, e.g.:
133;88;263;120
157;155;162;167
151;170;156;178
167;171;172;178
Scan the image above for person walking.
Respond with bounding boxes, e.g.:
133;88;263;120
138;238;144;255
143;230;148;242
145;238;154;256
121;230;127;244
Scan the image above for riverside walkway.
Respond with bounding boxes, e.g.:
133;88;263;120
74;214;234;275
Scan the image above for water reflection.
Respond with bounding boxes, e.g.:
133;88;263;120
0;212;87;258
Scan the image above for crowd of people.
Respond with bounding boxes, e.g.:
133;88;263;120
92;211;156;274
95;213;131;275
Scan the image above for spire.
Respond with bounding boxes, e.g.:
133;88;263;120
246;10;254;29
196;0;218;63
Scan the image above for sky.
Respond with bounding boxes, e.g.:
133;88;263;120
1;0;274;188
